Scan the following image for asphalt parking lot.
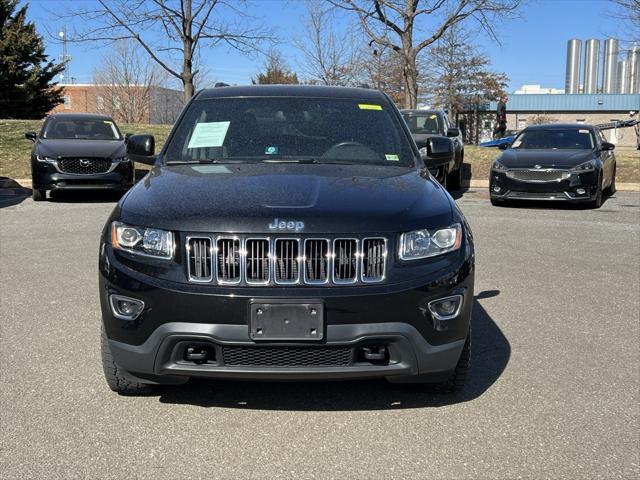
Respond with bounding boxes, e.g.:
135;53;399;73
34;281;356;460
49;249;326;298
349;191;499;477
1;188;638;479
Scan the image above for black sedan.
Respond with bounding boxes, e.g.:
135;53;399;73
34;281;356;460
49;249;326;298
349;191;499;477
26;113;135;201
489;123;616;208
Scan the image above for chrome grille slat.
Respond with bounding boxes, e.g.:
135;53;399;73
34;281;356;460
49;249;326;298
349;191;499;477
333;239;358;284
361;238;387;283
246;238;270;284
186;236;212;282
217;238;241;284
274;239;300;284
304;239;329;284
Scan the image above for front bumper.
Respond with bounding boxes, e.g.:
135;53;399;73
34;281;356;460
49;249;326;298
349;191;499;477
32;160;134;191
489;169;599;202
99;245;474;383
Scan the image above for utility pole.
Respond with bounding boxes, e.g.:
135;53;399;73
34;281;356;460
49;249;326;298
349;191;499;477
59;28;72;84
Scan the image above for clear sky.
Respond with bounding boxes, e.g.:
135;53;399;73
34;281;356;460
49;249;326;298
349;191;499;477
23;0;628;92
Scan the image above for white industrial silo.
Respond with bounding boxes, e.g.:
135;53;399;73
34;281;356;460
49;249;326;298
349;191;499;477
617;60;630;93
602;39;619;93
583;39;600;94
565;39;582;94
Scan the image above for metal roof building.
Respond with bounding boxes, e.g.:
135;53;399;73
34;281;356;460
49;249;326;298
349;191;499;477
489;93;640;112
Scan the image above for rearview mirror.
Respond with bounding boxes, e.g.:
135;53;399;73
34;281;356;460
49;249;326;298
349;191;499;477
446;127;460;138
25;131;37;142
126;134;156;165
601;142;615;151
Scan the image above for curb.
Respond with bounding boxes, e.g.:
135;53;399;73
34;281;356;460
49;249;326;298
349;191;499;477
4;177;640;192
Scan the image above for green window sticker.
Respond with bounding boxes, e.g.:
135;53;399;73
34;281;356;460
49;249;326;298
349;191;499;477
385;154;400;161
187;121;231;149
265;146;279;155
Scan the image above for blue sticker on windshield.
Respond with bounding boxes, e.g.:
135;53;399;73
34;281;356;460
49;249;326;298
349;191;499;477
265;146;279;155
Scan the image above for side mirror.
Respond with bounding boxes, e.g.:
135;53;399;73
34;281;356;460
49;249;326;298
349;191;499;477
126;134;156;165
601;142;615;151
498;142;510;150
421;137;454;167
25;131;37;142
446;127;460;138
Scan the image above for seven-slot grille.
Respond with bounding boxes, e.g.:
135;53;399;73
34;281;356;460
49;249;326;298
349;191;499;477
506;169;570;183
186;236;387;285
57;157;112;174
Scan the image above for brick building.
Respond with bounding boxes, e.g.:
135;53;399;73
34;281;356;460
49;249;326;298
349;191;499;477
50;84;184;125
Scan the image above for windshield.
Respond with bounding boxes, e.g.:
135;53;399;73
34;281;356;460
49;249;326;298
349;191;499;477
401;113;441;135
42;117;122;140
163;97;415;166
511;128;595;150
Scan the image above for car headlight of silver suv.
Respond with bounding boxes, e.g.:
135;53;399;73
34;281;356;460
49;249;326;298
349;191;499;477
570;160;596;172
36;155;56;163
111;222;174;259
399;224;462;260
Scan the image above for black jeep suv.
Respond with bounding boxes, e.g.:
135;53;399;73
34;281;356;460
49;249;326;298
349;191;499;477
99;85;475;394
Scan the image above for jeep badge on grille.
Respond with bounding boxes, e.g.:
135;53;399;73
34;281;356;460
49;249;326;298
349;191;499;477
269;218;304;232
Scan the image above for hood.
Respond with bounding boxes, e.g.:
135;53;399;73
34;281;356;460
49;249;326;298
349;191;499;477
120;163;454;234
36;139;126;159
498;149;594;168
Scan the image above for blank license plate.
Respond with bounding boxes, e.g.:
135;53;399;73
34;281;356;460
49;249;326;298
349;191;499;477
249;301;324;341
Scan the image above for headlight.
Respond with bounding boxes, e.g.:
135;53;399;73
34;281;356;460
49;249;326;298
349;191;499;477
112;156;129;163
399;224;462;260
570;160;596;172
491;160;507;171
36;155;56;163
111;222;174;259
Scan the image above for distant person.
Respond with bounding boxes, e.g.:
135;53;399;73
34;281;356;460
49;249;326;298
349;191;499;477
493;94;508;139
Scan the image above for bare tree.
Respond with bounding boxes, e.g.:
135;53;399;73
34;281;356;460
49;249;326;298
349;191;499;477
423;24;508;118
295;2;361;85
608;0;640;44
92;40;163;123
52;0;274;101
329;0;522;108
357;45;405;102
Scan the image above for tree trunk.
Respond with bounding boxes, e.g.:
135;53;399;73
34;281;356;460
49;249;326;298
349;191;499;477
403;51;419;109
182;74;194;102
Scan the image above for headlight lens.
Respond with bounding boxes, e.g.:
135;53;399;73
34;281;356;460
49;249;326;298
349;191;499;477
36;155;56;163
570;160;596;172
111;222;174;259
399;224;462;260
492;160;507;171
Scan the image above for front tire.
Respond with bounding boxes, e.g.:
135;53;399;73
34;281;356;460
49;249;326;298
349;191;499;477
101;326;153;395
32;188;46;201
589;175;603;209
446;158;462;191
605;165;616;196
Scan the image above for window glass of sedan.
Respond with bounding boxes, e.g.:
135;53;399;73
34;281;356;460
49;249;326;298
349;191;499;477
511;128;595;150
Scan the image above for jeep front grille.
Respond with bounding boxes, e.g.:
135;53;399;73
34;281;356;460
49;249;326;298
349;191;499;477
184;236;387;286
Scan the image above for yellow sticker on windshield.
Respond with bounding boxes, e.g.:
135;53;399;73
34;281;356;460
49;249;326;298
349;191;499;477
103;121;113;124
358;104;382;111
430;115;437;119
385;154;399;161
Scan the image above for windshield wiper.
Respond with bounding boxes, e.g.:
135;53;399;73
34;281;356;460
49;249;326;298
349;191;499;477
165;158;243;165
259;158;353;165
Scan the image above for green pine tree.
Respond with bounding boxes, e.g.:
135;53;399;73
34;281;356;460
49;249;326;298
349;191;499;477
0;0;64;118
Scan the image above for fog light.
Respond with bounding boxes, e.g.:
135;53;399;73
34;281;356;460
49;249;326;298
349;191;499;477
428;295;463;321
109;294;145;320
576;188;586;195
